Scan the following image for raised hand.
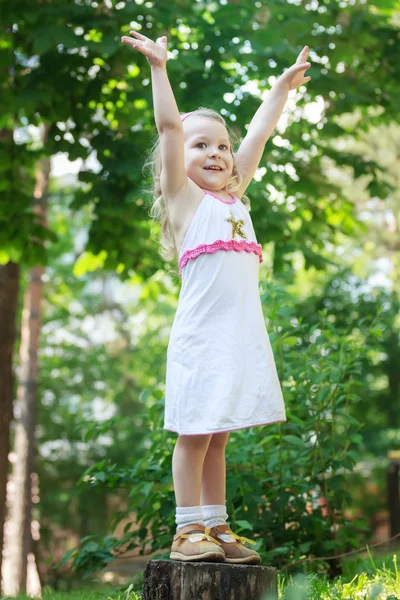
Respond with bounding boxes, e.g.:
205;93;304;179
121;30;168;69
278;46;312;91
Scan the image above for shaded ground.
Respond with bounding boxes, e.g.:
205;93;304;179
100;548;169;585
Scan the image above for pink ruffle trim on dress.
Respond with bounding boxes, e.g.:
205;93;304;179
178;239;263;274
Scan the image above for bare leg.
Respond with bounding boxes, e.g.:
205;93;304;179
172;433;212;506
200;432;230;506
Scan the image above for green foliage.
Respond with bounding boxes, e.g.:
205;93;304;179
32;179;398;586
274;553;400;599
3;583;141;600
61;280;386;579
5;0;399;588
33;194;176;569
6;554;400;600
3;0;400;276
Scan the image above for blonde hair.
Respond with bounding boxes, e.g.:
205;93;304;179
142;107;251;264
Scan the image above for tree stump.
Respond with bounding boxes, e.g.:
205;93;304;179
141;559;278;600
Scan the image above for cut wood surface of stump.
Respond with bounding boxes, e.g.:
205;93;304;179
142;559;278;600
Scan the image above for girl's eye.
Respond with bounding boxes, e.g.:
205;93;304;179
196;143;229;150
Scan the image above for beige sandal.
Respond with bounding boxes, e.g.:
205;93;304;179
170;523;226;562
209;524;262;564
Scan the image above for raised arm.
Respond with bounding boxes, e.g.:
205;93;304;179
121;31;187;199
234;46;311;199
122;31;180;131
150;63;181;132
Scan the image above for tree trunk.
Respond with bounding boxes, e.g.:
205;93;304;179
7;152;50;595
0;261;21;594
141;560;278;600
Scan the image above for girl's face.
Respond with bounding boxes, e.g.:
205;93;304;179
183;116;234;191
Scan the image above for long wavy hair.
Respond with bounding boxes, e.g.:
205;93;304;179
142;107;251;264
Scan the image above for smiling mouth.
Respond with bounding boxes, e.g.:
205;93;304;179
204;167;223;171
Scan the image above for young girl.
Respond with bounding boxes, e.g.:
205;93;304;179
121;30;311;565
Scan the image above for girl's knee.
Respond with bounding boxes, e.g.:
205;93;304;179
208;431;230;448
178;433;212;449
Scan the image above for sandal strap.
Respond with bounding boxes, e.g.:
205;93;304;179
173;523;205;541
214;526;257;546
176;525;223;546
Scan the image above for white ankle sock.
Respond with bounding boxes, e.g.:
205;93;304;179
202;504;228;528
175;505;204;531
202;504;236;542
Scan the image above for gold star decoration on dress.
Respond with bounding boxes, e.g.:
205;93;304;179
225;211;247;240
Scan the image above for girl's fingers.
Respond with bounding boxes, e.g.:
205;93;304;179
292;63;310;70
121;38;149;57
297;47;308;61
129;30;147;40
121;37;140;47
127;30;168;45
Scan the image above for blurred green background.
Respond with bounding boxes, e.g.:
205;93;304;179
1;0;399;596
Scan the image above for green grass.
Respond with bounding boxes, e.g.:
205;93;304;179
275;552;400;600
3;553;399;600
276;558;399;599
0;586;141;600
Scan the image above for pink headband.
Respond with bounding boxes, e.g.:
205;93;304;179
180;112;194;122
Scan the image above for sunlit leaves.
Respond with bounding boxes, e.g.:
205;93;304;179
73;250;108;277
3;0;400;276
84;29;103;43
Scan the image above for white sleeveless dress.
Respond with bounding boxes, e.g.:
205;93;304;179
164;190;286;435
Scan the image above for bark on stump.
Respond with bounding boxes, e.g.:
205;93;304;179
142;559;278;600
